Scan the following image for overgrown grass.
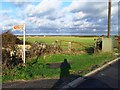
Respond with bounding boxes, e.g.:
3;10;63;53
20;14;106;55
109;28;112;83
2;52;115;83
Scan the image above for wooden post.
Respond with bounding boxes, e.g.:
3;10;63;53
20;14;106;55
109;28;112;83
68;42;71;51
108;0;111;38
55;40;58;51
60;40;62;47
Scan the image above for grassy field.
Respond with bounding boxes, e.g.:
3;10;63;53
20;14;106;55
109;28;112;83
19;36;97;50
19;36;96;44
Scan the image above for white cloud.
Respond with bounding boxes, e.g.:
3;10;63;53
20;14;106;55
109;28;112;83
6;0;33;2
111;4;118;15
5;0;33;7
25;4;36;16
64;1;87;13
73;11;86;20
0;10;12;14
93;29;96;32
25;1;118;34
1;1;118;35
98;19;102;22
2;13;25;28
65;1;118;18
25;0;61;17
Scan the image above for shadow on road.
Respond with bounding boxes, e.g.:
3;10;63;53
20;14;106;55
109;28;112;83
52;59;80;89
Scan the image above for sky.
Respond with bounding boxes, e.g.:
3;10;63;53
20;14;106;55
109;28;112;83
0;0;119;36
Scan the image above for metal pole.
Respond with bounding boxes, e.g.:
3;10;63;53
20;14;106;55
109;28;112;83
108;0;111;38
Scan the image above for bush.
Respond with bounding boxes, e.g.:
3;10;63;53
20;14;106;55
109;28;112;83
1;31;23;68
2;31;18;48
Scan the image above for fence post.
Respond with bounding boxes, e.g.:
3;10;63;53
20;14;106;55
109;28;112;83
68;42;72;51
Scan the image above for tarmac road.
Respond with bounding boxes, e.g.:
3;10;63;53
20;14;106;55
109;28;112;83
75;59;119;89
2;74;79;89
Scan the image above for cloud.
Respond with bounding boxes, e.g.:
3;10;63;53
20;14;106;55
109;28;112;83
66;1;118;18
25;0;61;17
0;10;12;14
26;2;118;35
5;0;33;7
1;13;25;31
5;0;33;2
23;0;64;30
1;1;118;35
73;11;87;20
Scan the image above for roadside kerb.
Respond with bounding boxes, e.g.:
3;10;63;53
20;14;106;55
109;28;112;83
61;57;120;89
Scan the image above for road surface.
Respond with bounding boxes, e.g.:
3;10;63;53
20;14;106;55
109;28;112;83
75;59;119;89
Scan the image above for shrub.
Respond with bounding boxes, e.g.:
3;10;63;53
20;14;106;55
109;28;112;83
1;31;23;68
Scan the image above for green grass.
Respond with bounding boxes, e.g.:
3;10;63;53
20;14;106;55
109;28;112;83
19;36;96;50
22;36;95;44
2;52;115;83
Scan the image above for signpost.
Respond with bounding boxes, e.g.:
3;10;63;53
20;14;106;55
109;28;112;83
13;24;26;64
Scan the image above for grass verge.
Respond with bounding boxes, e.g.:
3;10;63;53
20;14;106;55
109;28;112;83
2;52;115;83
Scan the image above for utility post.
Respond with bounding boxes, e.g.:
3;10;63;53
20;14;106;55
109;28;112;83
100;0;113;52
108;0;111;38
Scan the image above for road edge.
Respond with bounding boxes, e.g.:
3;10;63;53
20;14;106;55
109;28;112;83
61;57;120;89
